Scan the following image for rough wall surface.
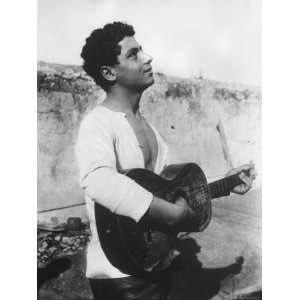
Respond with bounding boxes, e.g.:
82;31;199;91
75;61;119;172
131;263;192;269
37;62;261;222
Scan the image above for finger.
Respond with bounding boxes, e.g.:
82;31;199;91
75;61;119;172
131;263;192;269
239;172;253;188
233;164;253;174
249;166;256;175
235;183;251;194
227;162;255;178
249;168;257;180
239;163;257;176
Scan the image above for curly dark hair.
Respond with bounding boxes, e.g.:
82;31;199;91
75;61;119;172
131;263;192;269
81;22;135;91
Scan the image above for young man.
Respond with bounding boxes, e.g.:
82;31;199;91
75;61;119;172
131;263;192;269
76;22;255;300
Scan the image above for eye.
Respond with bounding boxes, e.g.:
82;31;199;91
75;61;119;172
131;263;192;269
129;52;137;59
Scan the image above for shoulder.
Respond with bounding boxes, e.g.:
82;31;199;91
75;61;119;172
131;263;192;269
79;106;116;133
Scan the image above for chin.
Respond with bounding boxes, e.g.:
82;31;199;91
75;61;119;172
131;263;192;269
136;79;154;92
145;76;155;88
131;76;155;92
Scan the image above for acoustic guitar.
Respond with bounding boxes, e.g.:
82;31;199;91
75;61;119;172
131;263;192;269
95;163;244;276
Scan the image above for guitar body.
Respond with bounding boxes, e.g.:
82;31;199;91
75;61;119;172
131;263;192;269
95;163;212;275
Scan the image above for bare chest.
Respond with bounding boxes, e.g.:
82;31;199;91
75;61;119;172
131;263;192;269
126;116;158;171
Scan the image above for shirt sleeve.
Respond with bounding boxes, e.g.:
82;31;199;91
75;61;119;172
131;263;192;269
75;111;153;222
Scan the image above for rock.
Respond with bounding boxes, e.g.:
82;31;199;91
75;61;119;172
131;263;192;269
37;226;91;267
62;237;71;244
42;241;48;248
54;235;62;242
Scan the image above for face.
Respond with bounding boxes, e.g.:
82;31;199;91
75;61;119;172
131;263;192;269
113;36;154;91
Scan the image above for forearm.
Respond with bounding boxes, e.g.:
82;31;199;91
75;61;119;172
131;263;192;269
141;196;199;233
84;168;198;232
83;167;152;222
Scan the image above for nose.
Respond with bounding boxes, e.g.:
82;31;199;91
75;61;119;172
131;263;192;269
142;51;153;64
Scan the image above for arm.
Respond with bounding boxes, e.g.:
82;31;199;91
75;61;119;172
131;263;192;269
217;120;256;195
146;195;199;233
85;167;198;232
76;112;197;231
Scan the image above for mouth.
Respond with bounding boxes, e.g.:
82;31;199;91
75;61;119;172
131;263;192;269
144;67;153;74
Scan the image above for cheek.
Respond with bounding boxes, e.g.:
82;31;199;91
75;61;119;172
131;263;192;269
119;64;138;76
122;67;143;81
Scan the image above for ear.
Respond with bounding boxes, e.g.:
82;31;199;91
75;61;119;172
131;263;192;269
99;66;116;82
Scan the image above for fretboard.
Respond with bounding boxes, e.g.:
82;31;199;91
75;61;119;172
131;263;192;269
208;173;242;199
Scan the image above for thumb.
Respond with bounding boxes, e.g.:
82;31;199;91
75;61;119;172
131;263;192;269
239;172;252;187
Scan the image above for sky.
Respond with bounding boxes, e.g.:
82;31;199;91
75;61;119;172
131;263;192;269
38;0;261;86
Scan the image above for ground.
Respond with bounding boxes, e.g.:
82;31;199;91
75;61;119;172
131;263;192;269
38;189;261;300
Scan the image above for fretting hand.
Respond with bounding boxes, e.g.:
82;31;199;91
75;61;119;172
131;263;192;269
226;162;257;195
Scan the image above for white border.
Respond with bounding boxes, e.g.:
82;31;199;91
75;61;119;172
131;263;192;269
263;0;300;299
0;1;37;299
2;1;300;299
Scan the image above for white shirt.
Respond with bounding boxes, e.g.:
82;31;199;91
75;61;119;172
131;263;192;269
75;106;169;279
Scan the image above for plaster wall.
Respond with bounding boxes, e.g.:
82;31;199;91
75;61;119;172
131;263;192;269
37;63;261;222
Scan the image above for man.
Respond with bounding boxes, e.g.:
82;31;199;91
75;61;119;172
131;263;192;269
76;22;255;300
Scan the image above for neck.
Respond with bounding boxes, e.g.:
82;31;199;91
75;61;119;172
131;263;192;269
104;86;143;116
208;173;242;199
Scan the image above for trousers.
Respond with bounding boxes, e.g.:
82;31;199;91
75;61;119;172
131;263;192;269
89;262;185;300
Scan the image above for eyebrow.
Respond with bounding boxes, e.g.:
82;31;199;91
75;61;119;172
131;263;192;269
125;46;142;57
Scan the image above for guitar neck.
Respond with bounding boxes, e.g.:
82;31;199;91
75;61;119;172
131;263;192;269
208;173;242;199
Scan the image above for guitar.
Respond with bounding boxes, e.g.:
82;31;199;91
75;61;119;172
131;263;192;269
94;163;244;276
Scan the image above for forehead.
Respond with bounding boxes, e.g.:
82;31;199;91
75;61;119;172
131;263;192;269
118;36;141;55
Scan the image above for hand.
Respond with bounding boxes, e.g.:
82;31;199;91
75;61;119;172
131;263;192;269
226;161;257;195
174;196;194;216
174;196;198;232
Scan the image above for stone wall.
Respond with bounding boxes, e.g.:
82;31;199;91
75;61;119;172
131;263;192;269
37;62;261;222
